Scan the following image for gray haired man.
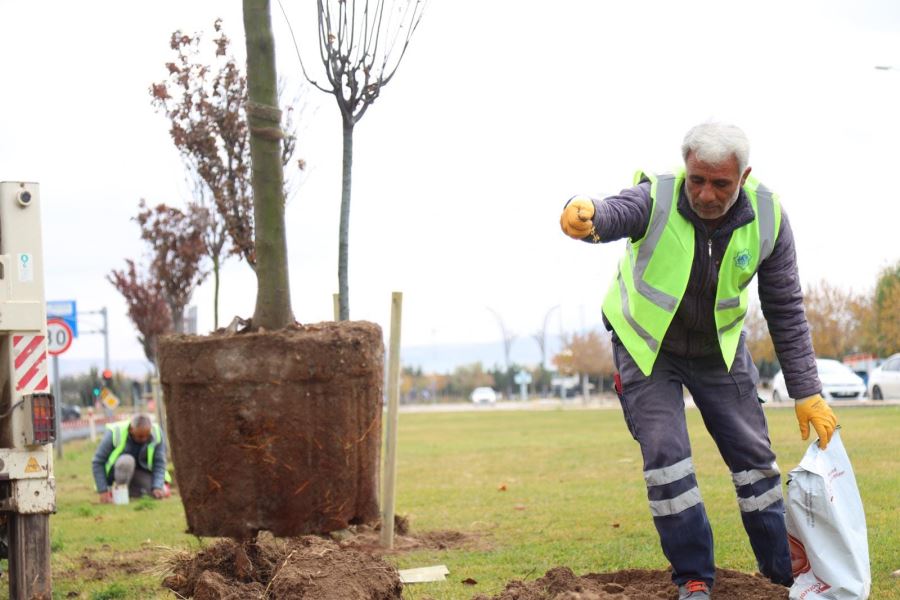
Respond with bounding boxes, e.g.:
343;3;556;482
560;122;837;599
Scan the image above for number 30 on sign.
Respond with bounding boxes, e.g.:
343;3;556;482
47;318;74;356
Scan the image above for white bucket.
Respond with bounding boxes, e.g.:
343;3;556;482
112;484;129;505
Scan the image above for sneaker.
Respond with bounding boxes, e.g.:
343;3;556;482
678;580;710;599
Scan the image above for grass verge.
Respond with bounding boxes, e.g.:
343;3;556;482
1;404;896;599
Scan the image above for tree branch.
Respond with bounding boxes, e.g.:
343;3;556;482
275;0;333;93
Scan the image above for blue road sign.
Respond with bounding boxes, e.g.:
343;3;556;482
46;300;78;338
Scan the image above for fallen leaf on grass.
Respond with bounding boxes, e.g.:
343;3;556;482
462;577;478;585
513;504;527;511
612;523;620;528
497;483;507;491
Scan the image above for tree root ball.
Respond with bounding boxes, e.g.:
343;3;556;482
158;321;384;539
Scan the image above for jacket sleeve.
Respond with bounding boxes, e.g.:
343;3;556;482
151;434;168;491
757;208;822;399
580;181;653;243
91;431;114;492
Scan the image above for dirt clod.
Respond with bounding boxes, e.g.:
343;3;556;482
163;534;402;600
472;566;789;600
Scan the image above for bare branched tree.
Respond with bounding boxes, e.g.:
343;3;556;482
280;0;427;320
487;307;516;399
532;305;559;396
532;305;560;370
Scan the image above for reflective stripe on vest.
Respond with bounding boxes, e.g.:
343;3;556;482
104;420;165;480
602;169;781;375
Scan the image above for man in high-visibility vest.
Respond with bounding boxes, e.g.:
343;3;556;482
91;413;171;502
560;122;837;600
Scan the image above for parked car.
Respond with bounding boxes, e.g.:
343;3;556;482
470;387;497;404
771;359;866;402
60;403;82;422
868;353;900;400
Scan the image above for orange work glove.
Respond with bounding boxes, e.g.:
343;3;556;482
795;394;838;449
560;197;596;239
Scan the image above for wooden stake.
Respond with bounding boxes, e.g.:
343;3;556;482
333;293;340;321
380;291;402;549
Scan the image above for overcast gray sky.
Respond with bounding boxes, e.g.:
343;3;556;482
1;0;899;373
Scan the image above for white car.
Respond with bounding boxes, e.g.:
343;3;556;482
470;386;497;404
868;353;900;400
771;358;867;402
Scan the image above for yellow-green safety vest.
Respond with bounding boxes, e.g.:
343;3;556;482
104;420;172;483
601;169;781;376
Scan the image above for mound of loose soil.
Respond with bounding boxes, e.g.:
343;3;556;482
163;534;402;600
471;566;789;600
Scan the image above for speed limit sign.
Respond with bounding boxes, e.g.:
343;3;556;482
47;317;74;356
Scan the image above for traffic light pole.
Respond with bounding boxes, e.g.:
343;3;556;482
102;307;109;371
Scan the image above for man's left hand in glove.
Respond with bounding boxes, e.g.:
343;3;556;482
795;394;838;449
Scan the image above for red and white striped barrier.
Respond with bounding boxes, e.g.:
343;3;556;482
13;334;48;393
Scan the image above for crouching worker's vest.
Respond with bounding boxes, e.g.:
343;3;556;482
104;420;172;483
602;169;781;376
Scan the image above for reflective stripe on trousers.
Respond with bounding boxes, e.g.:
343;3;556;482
731;463;784;513
644;457;703;517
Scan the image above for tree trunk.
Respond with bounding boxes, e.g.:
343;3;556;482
581;372;589;404
338;119;353;321
212;255;220;330
172;305;185;334
243;0;293;330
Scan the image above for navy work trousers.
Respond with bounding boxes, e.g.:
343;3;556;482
612;334;793;589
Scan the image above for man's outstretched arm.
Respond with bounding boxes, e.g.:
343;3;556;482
560;182;652;243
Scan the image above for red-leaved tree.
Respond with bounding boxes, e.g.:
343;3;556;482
134;200;208;333
107;260;172;366
150;19;302;327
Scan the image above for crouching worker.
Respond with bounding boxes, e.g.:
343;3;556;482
92;414;171;502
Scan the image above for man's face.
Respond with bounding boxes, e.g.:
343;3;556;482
130;426;152;444
684;152;751;221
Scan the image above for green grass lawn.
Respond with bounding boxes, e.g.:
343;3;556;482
4;404;898;599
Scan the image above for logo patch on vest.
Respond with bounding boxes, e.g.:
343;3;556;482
734;249;752;270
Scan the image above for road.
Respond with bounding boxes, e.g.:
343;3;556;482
399;391;900;414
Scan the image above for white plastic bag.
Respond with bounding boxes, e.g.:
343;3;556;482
785;430;870;599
